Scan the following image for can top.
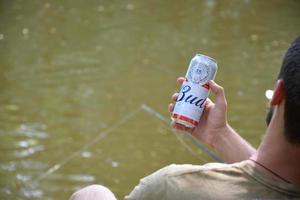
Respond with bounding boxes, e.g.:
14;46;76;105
196;53;217;64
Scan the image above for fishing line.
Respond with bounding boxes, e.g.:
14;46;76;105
36;107;142;181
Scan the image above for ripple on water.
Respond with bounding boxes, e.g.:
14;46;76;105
0;162;17;171
0;160;48;199
0;159;48;171
0;188;12;197
15;145;44;158
12;123;48;158
16;173;32;182
46;173;96;182
19;159;48;170
81;151;92;158
16;123;48;139
20;187;43;199
16;138;39;148
68;174;96;182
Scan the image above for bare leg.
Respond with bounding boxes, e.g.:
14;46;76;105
70;185;117;200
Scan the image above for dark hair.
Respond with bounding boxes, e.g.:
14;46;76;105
277;36;300;144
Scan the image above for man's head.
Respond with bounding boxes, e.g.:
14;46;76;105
266;36;300;144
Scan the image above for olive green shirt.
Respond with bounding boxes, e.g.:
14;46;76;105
125;160;300;200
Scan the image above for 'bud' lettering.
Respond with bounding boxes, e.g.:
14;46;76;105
177;85;206;108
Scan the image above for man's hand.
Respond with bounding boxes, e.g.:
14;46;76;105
169;77;256;163
168;77;228;148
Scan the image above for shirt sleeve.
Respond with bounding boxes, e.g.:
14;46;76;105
124;165;173;200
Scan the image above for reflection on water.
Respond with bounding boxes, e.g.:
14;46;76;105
0;0;300;199
13;123;48;158
15;145;44;158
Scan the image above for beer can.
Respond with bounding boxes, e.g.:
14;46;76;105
171;54;218;128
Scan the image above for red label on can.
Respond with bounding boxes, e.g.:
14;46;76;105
171;113;199;126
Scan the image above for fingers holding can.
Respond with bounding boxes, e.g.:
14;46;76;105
177;77;185;85
168;103;175;112
171;93;178;102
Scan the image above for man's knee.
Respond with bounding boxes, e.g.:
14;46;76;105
70;184;117;200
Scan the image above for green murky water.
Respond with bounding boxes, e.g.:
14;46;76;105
0;0;299;199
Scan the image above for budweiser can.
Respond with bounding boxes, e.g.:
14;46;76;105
171;54;218;128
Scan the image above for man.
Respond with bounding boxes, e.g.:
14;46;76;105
70;36;300;200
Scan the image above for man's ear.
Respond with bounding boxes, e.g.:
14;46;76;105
271;79;285;106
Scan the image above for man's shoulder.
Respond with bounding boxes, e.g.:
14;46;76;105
159;161;243;179
125;161;300;200
124;161;248;200
138;161;246;186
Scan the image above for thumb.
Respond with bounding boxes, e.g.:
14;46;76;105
208;80;227;111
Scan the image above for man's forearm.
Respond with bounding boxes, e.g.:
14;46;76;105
211;124;257;163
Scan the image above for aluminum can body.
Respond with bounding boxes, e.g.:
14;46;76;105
171;54;218;128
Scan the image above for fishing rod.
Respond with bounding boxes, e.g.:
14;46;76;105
36;103;223;183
